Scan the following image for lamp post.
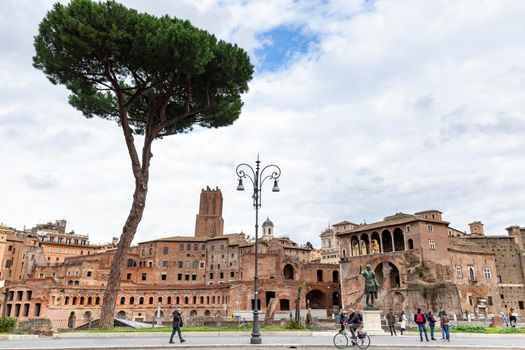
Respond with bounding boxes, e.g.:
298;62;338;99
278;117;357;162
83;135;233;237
236;155;281;344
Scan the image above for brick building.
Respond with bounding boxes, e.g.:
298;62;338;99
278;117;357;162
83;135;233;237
337;210;525;317
1;187;340;329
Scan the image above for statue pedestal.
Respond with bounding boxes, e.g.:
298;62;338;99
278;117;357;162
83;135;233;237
361;310;385;335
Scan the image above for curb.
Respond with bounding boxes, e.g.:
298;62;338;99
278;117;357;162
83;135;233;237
55;331;314;338
4;344;525;350
0;334;39;340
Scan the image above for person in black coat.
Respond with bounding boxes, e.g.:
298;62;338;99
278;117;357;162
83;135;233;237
169;310;186;344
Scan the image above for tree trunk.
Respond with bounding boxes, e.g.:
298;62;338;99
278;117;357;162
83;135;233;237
99;181;148;328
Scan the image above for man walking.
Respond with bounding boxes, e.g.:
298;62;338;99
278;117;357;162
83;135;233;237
427;310;437;340
414;308;429;342
169;310;186;344
386;309;397;336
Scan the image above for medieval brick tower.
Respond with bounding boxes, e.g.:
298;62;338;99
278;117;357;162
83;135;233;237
194;186;224;238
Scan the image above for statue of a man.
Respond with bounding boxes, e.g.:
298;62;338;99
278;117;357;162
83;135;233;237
360;264;380;308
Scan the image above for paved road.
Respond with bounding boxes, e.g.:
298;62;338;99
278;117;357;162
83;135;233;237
1;334;525;350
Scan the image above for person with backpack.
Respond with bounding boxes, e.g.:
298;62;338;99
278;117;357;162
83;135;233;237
385;309;397;336
169;310;186;344
414;308;429;342
347;308;363;345
399;310;407;335
440;310;450;342
427;310;437;340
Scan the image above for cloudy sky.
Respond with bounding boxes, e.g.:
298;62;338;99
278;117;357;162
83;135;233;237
1;0;525;246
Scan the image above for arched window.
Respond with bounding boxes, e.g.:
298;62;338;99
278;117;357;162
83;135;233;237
332;270;339;283
207;296;210;304
200;296;204;304
80;297;85;305
87;297;92;305
74;280;79;285
72;297;77;305
408;239;414;250
139;297;144;305
67;280;73;286
193;296;197;304
158;297;163;304
212;296;216;304
317;270;323;282
283;264;294;280
120;297;126;305
184;296;189;304
149;297;153;304
176;296;180;304
167;296;172;304
65;296;70;305
95;297;100;305
130;297;135;305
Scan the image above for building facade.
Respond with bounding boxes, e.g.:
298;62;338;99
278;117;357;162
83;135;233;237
337;210;525;318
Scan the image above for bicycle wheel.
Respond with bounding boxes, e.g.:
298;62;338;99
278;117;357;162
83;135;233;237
356;334;370;349
333;332;348;349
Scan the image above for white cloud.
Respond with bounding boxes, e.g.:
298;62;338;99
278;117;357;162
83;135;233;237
1;0;525;246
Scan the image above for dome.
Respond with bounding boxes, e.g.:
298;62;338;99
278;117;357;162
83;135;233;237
262;217;274;227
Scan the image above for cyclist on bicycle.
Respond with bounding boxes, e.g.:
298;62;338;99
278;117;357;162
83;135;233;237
347;308;363;344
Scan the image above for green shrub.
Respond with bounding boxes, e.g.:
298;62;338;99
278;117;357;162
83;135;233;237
0;317;17;333
452;324;486;333
284;319;305;330
498;327;521;334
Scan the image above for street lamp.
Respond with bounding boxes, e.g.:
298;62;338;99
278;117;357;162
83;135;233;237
235;155;281;344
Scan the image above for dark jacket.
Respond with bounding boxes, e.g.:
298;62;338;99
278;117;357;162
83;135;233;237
172;314;183;328
348;312;362;326
414;312;427;325
386;312;396;326
427;313;436;325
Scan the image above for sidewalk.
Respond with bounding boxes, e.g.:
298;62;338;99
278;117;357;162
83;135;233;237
1;332;525;350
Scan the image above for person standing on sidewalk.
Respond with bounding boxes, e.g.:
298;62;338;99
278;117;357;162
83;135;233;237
509;308;518;327
169;310;186;344
437;307;445;339
414;308;429;342
427;310;437;340
399;310;407;335
440;310;450;342
386;309;397;336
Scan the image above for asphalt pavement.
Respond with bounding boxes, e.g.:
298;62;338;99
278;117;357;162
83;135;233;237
1;333;525;350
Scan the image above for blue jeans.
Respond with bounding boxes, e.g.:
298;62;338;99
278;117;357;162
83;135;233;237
442;325;450;341
418;324;429;341
169;327;183;342
429;323;435;339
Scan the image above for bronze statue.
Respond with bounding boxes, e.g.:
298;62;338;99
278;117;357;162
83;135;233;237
360;264;380;308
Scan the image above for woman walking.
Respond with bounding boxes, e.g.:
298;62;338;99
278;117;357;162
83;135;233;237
169;310;186;344
399;310;407;335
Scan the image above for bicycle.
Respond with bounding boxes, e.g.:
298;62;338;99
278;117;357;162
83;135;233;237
333;324;370;349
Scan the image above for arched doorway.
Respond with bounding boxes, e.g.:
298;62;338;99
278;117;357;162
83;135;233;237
117;311;126;319
190;309;197;316
374;262;401;289
351;236;359;256
332;292;340;309
306;290;327;309
204;310;211;316
83;311;92;323
360;234;370;255
393;228;405;251
370;232;381;254
382;230;393;252
283;264;294;280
